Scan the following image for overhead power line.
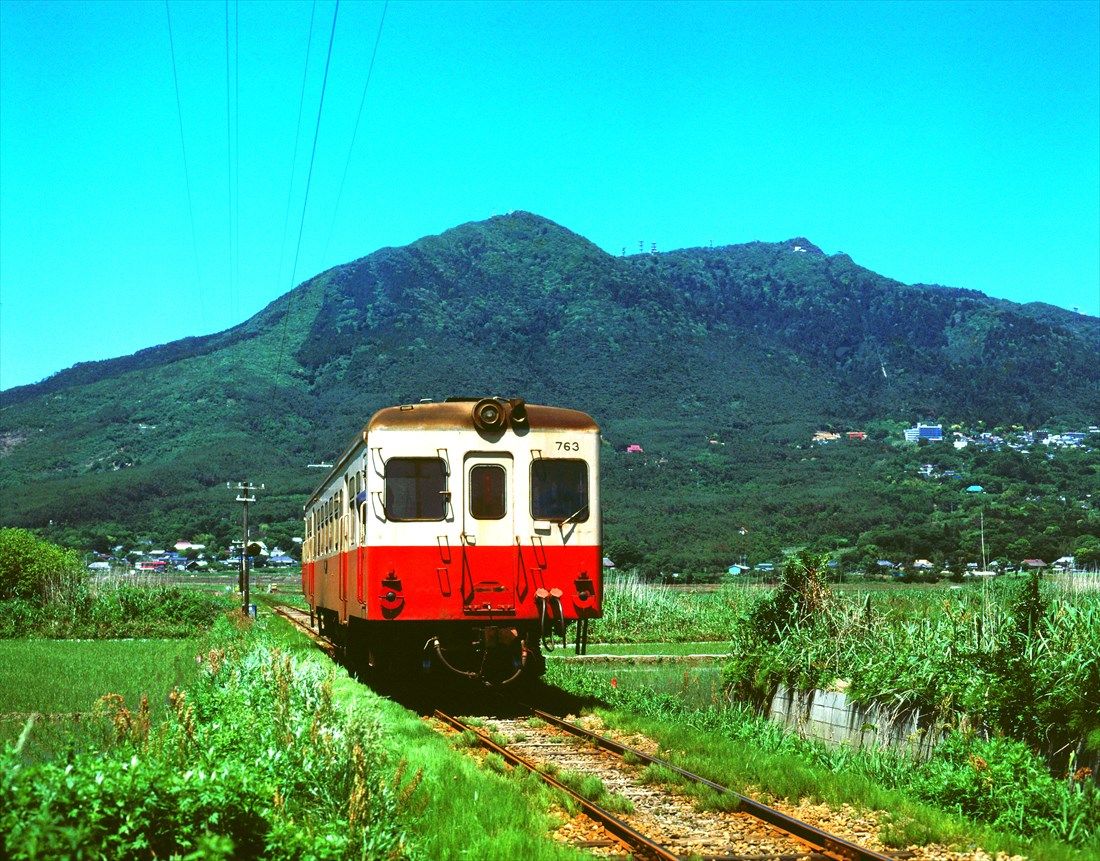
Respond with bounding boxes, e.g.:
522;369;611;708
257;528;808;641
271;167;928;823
274;0;319;296
225;0;235;324
286;0;340;297
322;0;389;262
268;0;341;400
234;0;240;316
163;0;205;325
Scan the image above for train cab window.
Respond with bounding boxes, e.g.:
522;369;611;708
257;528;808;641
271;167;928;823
469;464;506;520
531;459;589;522
385;457;447;521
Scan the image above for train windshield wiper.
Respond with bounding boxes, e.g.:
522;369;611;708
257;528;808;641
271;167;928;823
560;503;588;525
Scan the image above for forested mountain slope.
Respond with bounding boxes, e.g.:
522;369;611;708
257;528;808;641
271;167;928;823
2;212;1097;566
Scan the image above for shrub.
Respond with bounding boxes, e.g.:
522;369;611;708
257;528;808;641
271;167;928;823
743;550;832;643
911;733;1100;842
0;528;84;604
0;621;415;859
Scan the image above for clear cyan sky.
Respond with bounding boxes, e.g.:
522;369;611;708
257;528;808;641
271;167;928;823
1;0;1097;391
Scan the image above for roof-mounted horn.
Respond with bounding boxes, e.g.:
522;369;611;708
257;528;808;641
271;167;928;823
509;398;528;429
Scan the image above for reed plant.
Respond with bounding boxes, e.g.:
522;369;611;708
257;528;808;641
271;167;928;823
598;569;754;642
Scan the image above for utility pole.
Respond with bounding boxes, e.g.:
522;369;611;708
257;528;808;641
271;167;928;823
228;481;264;615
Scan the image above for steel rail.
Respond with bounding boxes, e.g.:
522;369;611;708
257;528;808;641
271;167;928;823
526;706;893;861
433;709;681;861
272;605;337;657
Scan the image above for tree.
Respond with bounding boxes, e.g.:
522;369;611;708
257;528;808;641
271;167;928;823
1074;535;1100;567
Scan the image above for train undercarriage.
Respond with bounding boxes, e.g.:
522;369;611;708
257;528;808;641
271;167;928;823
314;611;576;686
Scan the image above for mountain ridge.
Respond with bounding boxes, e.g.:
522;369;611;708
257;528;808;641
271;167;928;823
4;211;1094;403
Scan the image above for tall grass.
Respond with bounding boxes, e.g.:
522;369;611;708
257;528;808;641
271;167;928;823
0;582;232;639
601;567;1099;784
0;529;233;639
599;570;754;642
724;575;1100;757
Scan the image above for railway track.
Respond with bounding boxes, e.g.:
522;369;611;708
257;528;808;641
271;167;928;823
272;604;337;656
434;708;896;861
272;603;897;861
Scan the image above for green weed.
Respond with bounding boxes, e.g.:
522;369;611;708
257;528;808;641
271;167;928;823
638;763;677;785
1;616;411;859
484;752;508;774
554;770;632;813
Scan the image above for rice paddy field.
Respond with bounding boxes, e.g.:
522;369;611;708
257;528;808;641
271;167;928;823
0;638;201;759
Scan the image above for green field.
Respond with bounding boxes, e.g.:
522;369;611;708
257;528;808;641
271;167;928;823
577;641;730;656
0;638;200;757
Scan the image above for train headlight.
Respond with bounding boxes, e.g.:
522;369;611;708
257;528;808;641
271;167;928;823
473;398;507;432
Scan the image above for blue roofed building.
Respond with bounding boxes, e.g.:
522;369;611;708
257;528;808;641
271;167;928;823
904;423;943;443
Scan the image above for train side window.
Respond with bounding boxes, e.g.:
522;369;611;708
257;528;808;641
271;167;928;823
469;464;506;520
385;457;447;521
531;459;589;522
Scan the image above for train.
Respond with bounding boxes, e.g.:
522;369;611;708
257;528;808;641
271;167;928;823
301;397;602;685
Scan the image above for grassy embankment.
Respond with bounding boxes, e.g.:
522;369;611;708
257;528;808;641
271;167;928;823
565;567;1100;857
1;608;594;860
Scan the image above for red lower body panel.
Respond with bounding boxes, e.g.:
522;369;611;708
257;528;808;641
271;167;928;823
309;544;601;623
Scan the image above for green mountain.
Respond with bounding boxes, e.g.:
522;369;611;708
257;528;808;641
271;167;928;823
2;212;1097;569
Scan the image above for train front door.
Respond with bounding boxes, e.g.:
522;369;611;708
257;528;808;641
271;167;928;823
461;454;515;615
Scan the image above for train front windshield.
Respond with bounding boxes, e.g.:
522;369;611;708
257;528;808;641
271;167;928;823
531;459;588;522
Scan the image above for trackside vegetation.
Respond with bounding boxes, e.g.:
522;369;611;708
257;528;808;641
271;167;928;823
544;662;1100;859
0;528;231;637
1;615;413;859
723;553;1100;761
1;610;590;860
597;565;1100;760
579;560;1100;854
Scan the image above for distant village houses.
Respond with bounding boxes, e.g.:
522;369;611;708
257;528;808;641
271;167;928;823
933;425;1096;451
809;429;866;444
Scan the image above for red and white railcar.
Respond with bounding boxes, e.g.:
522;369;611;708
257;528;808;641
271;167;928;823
302;397;601;684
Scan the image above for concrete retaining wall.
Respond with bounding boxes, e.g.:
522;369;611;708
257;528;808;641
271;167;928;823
765;685;944;759
762;684;1099;780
